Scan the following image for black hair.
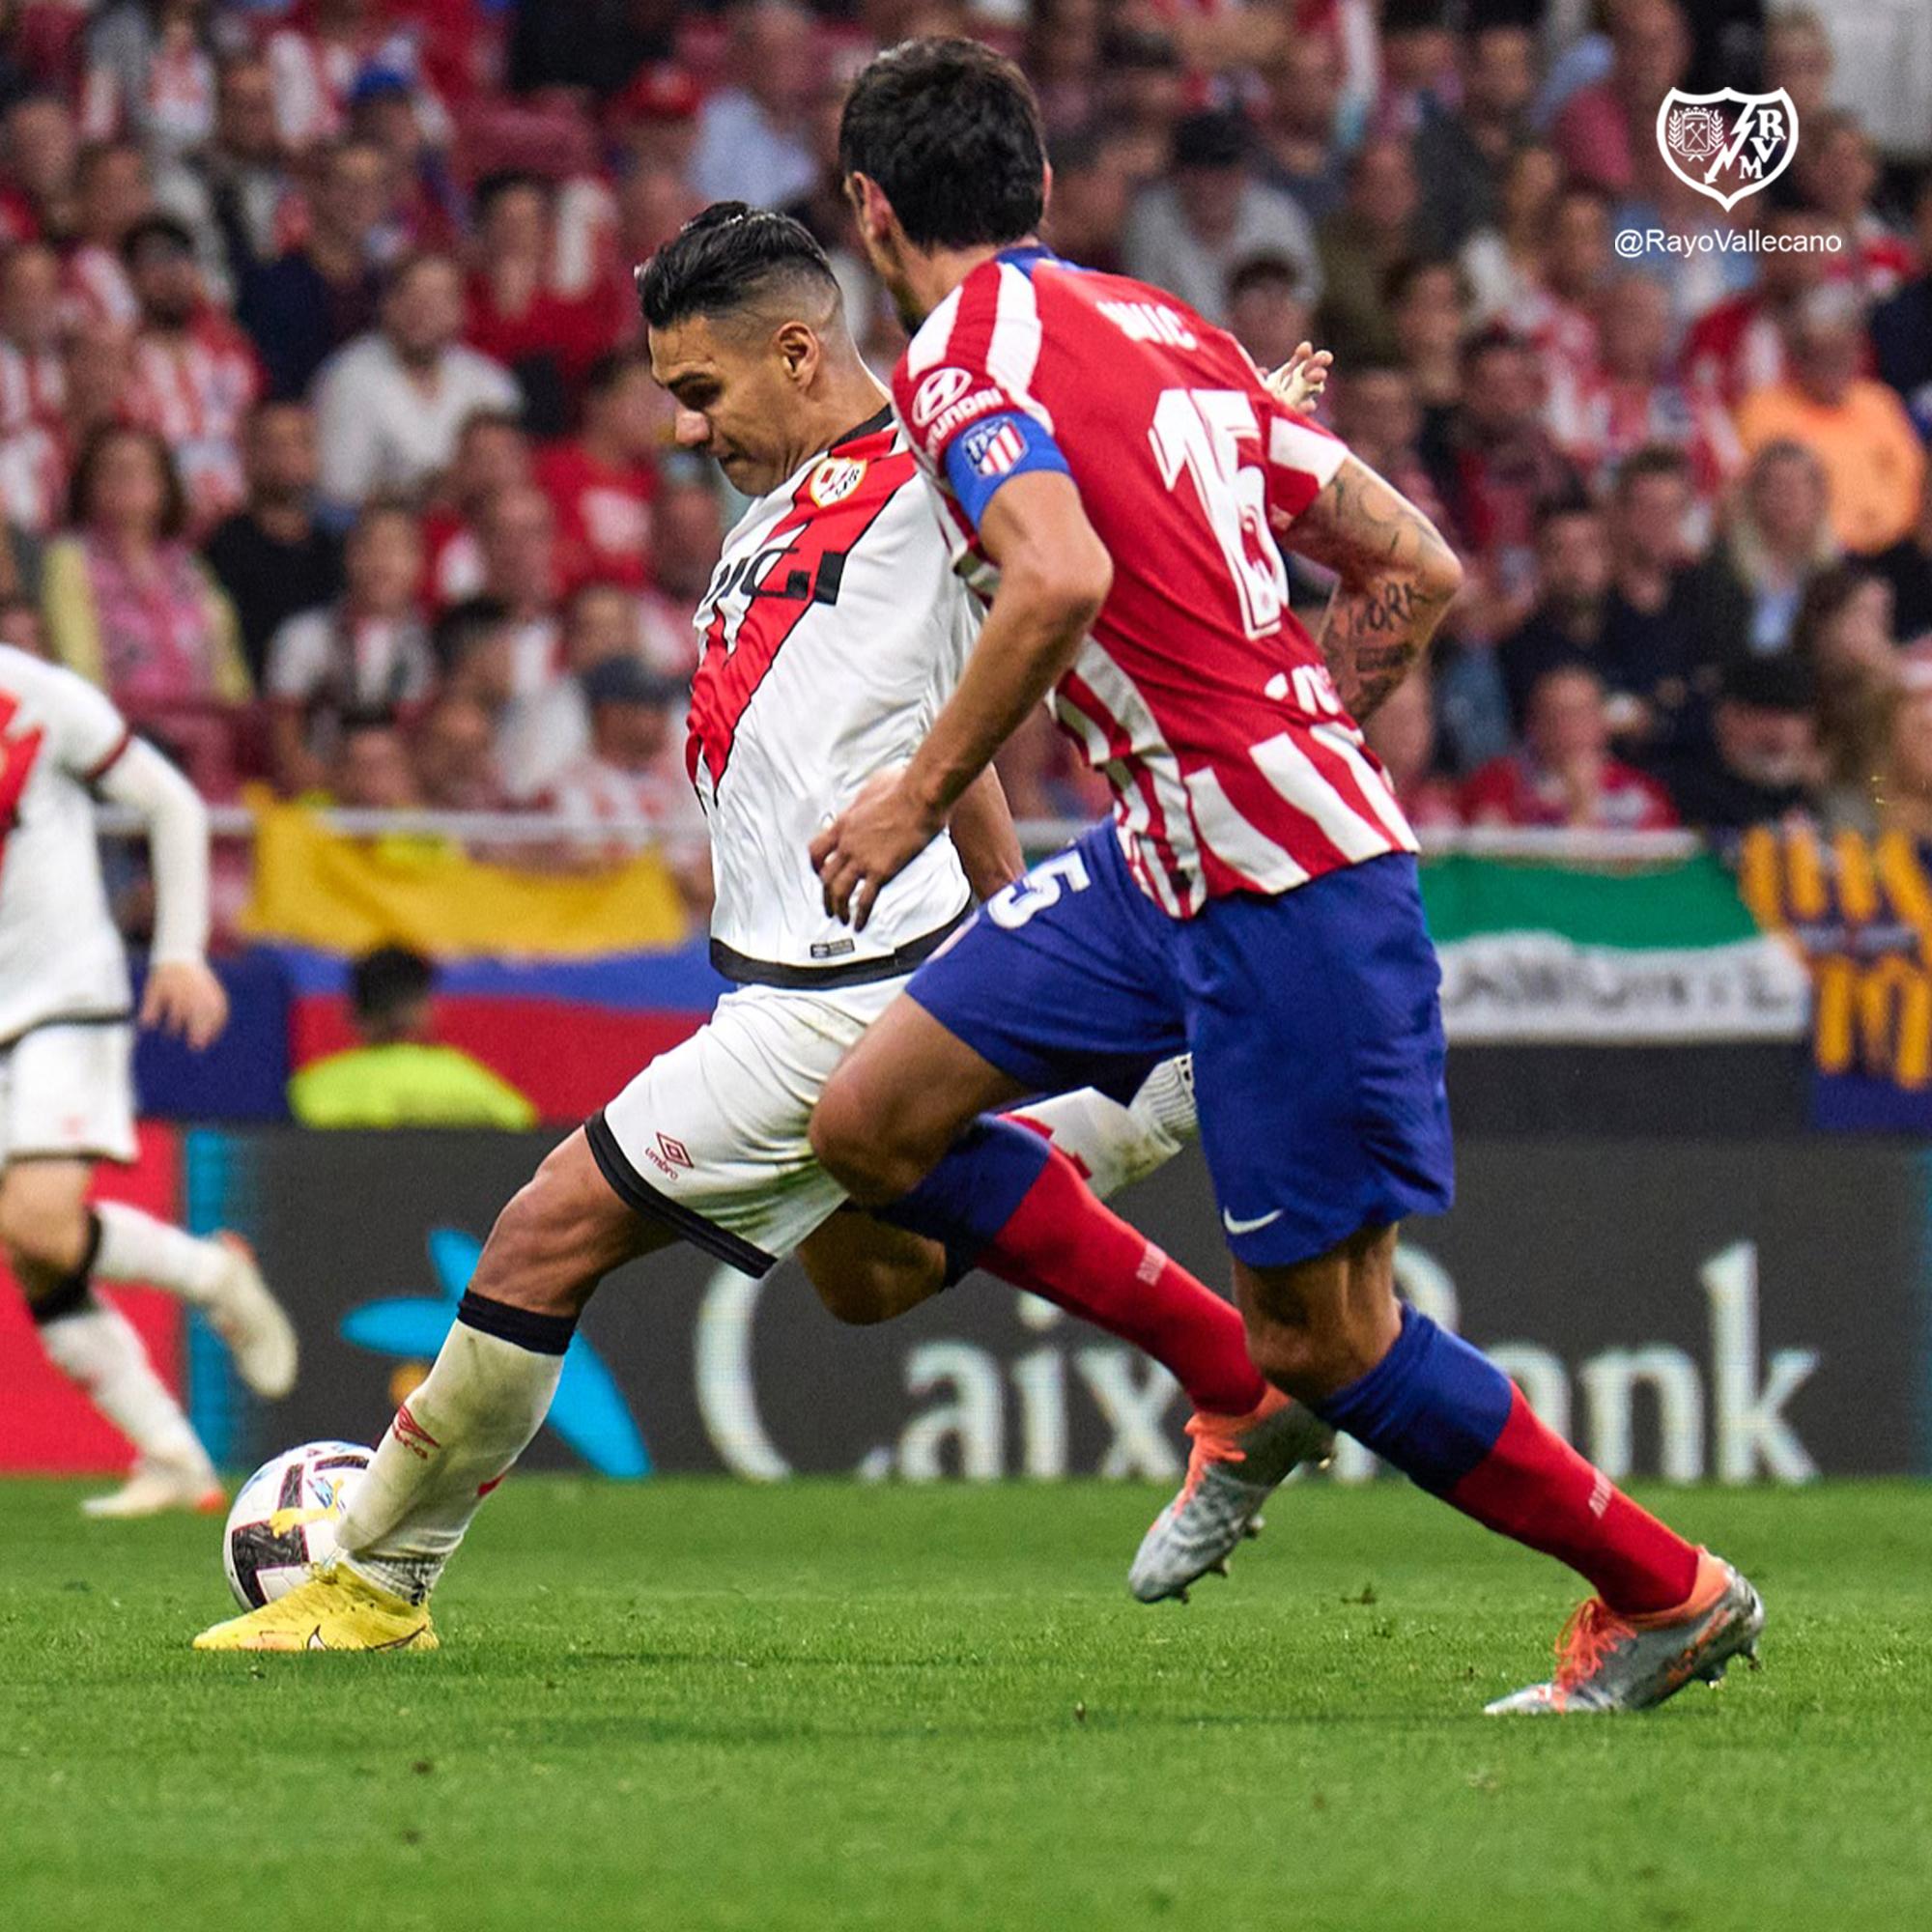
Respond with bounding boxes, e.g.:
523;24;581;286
637;202;838;331
1099;28;1179;73
351;945;434;1029
1172;109;1251;173
121;213;198;265
431;595;511;670
1381;253;1465;312
838;39;1046;251
1533;489;1602;535
1227;252;1304;304
1721;650;1816;713
582;348;649;396
472;168;553;220
1613;443;1693;496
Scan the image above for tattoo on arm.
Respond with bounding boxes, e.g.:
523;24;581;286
1288;457;1462;723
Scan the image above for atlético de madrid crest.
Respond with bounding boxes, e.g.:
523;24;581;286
1657;88;1799;213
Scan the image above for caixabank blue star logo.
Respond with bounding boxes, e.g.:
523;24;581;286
339;1228;651;1477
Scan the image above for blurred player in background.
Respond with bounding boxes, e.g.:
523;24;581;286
194;205;1338;1654
807;40;1763;1717
0;642;297;1516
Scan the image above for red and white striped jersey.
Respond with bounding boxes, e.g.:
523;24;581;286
123;317;263;529
1681;293;1788;411
893;247;1415;920
265;25;452;152
1544;367;1743;506
61;244;140;333
1503;286;1599;395
686;408;976;979
0;339;68;534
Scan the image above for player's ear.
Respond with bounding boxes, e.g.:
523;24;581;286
774;320;820;386
845;173;890;244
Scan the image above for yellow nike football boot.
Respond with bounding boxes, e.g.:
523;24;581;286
192;1565;439;1652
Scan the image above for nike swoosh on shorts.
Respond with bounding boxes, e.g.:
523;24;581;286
1222;1208;1283;1236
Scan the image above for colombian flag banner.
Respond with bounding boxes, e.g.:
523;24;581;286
240;797;692;958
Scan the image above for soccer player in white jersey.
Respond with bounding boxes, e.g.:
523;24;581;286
193;206;1337;1654
0;644;298;1516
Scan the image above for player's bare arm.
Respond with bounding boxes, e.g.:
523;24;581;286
812;469;1110;926
947;766;1025;899
94;738;229;1050
1288;455;1463;724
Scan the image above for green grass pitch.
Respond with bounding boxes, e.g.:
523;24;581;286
5;1476;1930;1932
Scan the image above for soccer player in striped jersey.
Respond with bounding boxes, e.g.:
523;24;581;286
808;39;1763;1715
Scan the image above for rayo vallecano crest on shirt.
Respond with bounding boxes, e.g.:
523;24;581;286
1657;87;1799;213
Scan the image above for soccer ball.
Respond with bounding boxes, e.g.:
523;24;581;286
221;1439;373;1609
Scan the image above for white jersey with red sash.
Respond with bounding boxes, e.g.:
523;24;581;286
685;407;976;983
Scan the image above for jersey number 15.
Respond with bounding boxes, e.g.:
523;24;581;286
1148;388;1289;642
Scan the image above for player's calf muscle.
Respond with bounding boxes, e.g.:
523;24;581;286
1234;1232;1403;1400
798;1216;946;1324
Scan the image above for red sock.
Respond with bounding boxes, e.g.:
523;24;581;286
1449;1388;1701;1615
978;1146;1267;1417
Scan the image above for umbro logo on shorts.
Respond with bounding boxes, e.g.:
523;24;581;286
643;1131;695;1181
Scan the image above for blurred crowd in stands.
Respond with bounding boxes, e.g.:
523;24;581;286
3;0;1932;932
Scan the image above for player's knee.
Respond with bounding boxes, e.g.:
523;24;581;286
808;1088;923;1205
0;1179;86;1276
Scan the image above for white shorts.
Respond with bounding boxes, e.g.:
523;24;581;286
587;977;905;1275
0;1020;137;1169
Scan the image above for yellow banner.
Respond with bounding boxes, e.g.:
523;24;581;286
1739;823;1932;1088
239;797;691;957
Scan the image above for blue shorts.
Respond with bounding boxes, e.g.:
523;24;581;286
906;825;1454;1266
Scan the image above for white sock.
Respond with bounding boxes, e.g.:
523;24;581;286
1013;1055;1196;1201
92;1202;228;1306
38;1295;213;1472
333;1319;563;1601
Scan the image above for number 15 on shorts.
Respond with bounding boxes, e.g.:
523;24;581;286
987;850;1093;930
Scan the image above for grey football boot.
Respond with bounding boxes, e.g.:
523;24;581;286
1486;1551;1764;1714
1129;1390;1335;1604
